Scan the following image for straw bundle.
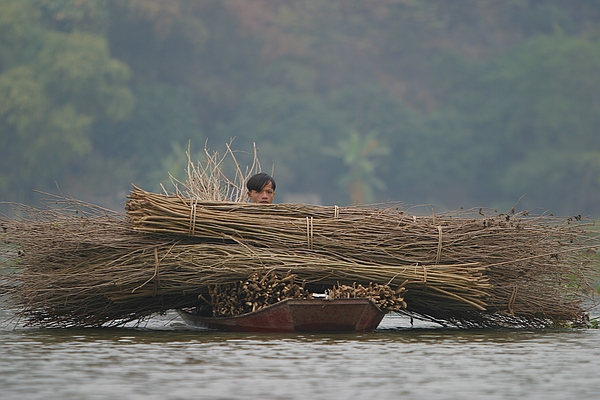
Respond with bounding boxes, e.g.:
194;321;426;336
1;144;598;328
1;188;596;328
125;186;597;322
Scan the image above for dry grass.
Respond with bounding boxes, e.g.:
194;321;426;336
1;144;598;328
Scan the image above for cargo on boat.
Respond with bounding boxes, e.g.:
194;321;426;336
1;145;598;330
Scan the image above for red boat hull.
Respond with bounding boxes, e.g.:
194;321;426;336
177;298;385;333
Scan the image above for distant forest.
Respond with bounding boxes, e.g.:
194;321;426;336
2;0;600;216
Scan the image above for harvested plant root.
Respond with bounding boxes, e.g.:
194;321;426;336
326;282;408;313
206;271;309;317
202;271;408;317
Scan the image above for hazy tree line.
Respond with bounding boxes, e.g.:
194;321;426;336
1;0;600;216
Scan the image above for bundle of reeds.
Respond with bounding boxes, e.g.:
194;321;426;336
1;144;598;328
1;189;596;328
125;186;597;320
0;207;488;326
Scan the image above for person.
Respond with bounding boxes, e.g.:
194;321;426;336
246;172;276;204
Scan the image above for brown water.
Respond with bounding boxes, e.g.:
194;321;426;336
1;309;599;400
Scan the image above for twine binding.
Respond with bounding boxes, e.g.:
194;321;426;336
508;286;518;316
306;216;314;249
435;225;443;264
189;198;198;236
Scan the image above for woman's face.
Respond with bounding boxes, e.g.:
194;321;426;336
247;182;275;204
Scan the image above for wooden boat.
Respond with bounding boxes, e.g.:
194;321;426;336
177;298;385;333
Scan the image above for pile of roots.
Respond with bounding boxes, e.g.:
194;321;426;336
203;271;310;317
326;282;407;314
0;145;598;329
192;271;407;318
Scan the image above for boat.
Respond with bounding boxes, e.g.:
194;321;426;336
177;298;385;333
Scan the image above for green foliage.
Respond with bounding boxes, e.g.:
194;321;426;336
431;33;600;214
0;66;46;133
324;129;390;204
37;31;134;120
3;0;600;215
35;0;109;33
323;84;423;204
0;0;133;202
94;83;203;193
218;86;338;200
393;108;483;207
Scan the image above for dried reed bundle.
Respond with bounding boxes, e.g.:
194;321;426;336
126;186;587;269
2;191;596;328
1;225;490;327
1;144;598;328
125;187;597;321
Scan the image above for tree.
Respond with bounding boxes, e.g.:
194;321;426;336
216;86;341;201
94;83;203;193
429;33;600;214
0;0;134;203
325;129;390;204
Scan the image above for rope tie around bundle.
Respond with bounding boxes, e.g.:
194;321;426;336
306;217;314;250
436;226;443;265
188;199;198;237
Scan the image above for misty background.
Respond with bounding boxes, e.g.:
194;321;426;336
1;0;600;216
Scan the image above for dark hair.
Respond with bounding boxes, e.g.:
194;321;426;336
246;172;276;192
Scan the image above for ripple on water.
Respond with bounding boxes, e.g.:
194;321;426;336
1;311;599;399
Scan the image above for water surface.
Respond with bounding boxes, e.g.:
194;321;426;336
1;310;598;399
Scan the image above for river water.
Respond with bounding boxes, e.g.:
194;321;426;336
1;307;599;400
